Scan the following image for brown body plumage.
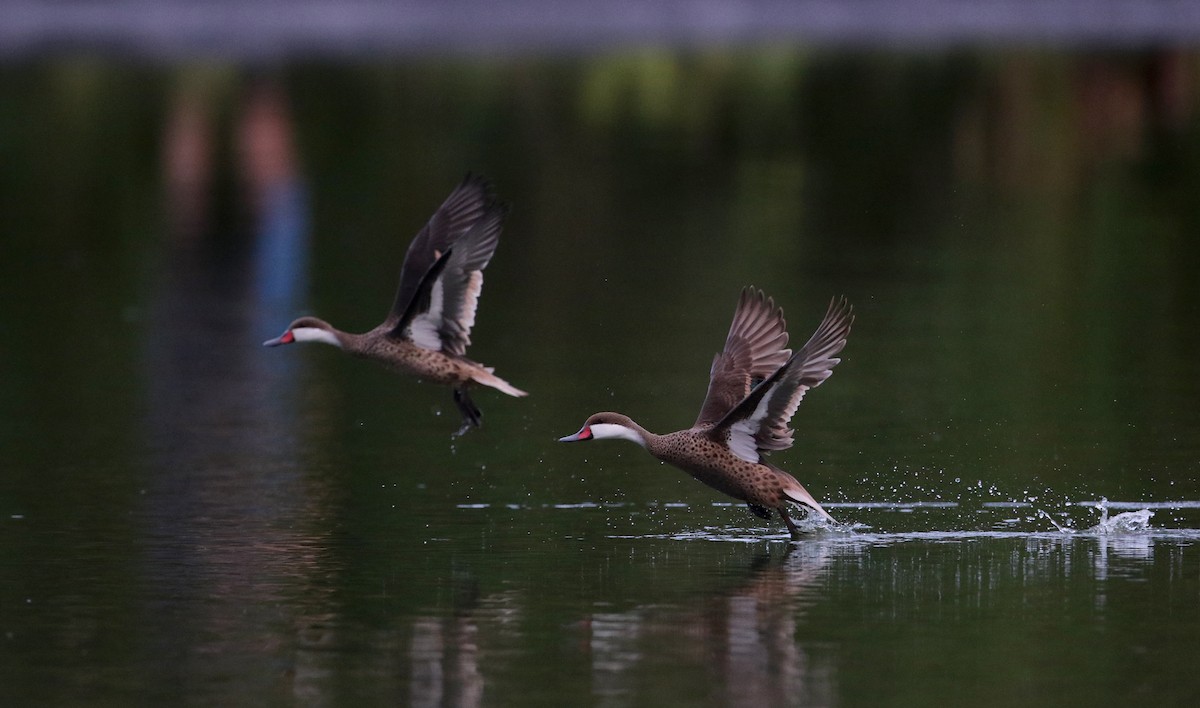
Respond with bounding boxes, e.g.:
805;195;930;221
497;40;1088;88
560;289;853;536
264;175;526;433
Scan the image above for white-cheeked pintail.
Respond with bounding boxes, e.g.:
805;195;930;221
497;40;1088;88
559;288;852;536
264;174;527;434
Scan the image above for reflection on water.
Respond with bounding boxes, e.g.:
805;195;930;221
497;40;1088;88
586;545;836;707
138;76;333;702
409;615;485;708
268;521;1197;706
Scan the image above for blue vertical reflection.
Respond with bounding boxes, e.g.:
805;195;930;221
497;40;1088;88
252;178;310;338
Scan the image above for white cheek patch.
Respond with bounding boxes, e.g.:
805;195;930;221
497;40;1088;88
589;423;646;447
292;327;343;348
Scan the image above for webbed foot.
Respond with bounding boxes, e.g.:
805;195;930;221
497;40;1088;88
452;387;482;436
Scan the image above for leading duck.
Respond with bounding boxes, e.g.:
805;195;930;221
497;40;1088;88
264;174;527;434
559;288;852;536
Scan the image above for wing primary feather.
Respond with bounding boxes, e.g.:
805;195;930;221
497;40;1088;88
387;174;495;326
708;296;853;458
431;203;507;356
693;286;792;427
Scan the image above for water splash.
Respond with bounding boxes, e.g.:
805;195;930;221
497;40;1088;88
1034;498;1156;535
790;514;856;537
1085;499;1154;534
453;495;1186;540
1036;508;1071;533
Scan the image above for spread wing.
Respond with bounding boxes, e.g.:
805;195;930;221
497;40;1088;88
708;296;853;463
694;287;792;427
385;173;494;328
392;203;506;355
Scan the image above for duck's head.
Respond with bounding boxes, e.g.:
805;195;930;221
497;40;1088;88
558;412;646;446
263;317;342;348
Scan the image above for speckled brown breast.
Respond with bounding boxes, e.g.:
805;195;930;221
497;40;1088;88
648;429;791;508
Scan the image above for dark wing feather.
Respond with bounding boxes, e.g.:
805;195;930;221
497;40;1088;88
708;297;853;462
385;174;494;327
392;247;453;339
394;204;506;355
694;287;792;427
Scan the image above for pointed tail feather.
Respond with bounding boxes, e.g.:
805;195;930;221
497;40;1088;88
783;481;836;522
470;368;528;397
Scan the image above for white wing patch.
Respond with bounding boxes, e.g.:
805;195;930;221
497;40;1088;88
726;418;762;463
724;383;782;463
407;281;446;351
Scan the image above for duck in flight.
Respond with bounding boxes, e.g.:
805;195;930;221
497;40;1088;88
559;288;852;536
264;174;527;434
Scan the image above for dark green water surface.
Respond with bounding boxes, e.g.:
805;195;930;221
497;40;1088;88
2;51;1200;706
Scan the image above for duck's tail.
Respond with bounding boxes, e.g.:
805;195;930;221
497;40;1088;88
470;366;528;398
782;479;836;522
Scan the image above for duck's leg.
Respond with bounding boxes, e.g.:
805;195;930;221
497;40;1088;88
748;503;772;520
781;508;802;540
452;386;483;436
